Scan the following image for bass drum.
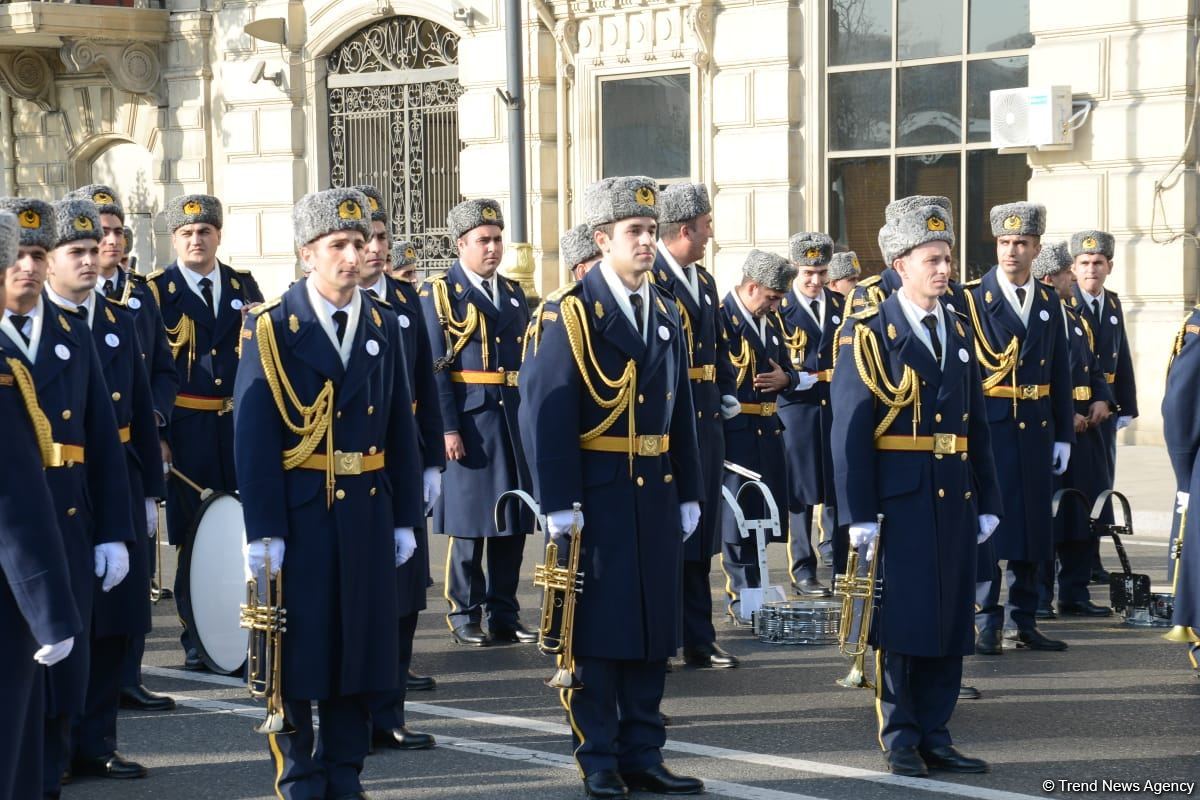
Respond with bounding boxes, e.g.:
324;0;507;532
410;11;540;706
177;492;249;675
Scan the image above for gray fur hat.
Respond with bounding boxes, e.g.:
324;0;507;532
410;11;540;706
789;232;834;267
878;195;955;265
352;184;388;224
560;223;600;269
391;239;418;269
828;251;861;282
582;176;659;227
64;183;123;222
52;198;103;249
0;212;18;268
293;187;371;250
741;249;796;293
1068;229;1114;260
123;226;133;256
990;201;1046;237
165;194;223;233
448;198;504;241
1031;240;1072;279
658;183;711;225
0;197;55;251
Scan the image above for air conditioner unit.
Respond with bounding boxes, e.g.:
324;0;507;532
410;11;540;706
990;86;1075;151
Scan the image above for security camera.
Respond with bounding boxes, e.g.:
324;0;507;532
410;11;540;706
250;61;266;84
452;5;475;28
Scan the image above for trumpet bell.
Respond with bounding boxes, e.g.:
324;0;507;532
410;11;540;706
254;711;296;736
835;653;873;690
545;667;583;690
1162;625;1200;643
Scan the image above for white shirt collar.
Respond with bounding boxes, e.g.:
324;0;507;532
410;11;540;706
304;278;361;368
364;275;388;299
896;290;946;369
1078;287;1105;323
1;296;44;363
46;285;95;328
460;263;500;308
597;261;650;342
656;240;699;304
178;261;221;316
732;288;767;341
996;271;1034;327
795;286;825;327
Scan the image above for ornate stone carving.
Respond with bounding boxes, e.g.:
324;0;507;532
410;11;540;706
60;40;166;106
685;3;713;70
0;50;58;112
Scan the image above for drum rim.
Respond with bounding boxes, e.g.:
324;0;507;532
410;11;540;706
179;490;248;675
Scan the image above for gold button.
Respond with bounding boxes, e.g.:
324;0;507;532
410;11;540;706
517;335;523;343
1041;420;1048;428
1019;422;1026;430
62;409;72;420
112;392;121;401
961;452;968;461
698;412;703;420
636;476;644;487
821;399;827;406
368;446;377;455
337;411;343;419
211;349;218;356
335;489;346;500
499;400;505;406
964;491;973;500
1019;359;1024;367
935;454;943;460
495;336;501;343
937;488;945;498
713;412;720;420
1040;359;1046;366
370;487;377;496
67;507;77;517
638;394;645;404
367;406;374;415
214;378;223;386
962;414;969;422
666;392;672;401
664;474;673;483
774;429;781;435
757;429;763;436
935;413;942;423
1084;366;1089;372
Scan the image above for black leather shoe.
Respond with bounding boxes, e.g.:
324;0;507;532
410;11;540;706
490;621;539;643
958;684;981;700
884;747;928;777
1090;568;1110;585
182;648;206;671
583;769;628;799
406;670;436;691
622;764;704;795
1058;600;1112;617
792;577;832;598
682;642;739;669
373;727;436;750
119;685;176;711
71;753;147;779
450;623;490;646
1035;606;1057;621
975;629;1003;655
1005;628;1068;651
920;745;990;773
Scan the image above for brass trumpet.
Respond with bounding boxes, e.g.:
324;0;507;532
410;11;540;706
834;513;884;689
534;503;584;689
1164;507;1200;644
240;538;294;735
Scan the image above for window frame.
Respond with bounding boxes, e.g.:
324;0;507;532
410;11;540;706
597;68;695;186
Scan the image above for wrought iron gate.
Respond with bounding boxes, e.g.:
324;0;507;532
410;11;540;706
327;16;465;279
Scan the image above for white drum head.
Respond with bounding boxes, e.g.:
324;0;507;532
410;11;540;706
189;493;250;674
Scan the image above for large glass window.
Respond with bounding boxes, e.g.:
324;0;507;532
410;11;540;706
825;0;1032;279
600;73;690;181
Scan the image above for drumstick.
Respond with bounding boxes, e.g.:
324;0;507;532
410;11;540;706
170;465;215;501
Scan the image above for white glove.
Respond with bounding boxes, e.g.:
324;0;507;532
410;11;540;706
246;538;285;579
93;542;130;592
849;521;880;562
394;527;417;566
720;394;741;420
547;508;583;541
33;636;74;667
1116;415;1132;431
145;499;160;538
1177;491;1189;514
422;467;442;512
1051;442;1071;476
793;372;819;392
977;514;1000;544
680;501;701;542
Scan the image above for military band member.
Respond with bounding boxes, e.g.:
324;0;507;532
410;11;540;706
420;199;535;646
148;194;263;669
1068;230;1138;584
831;196;1000;777
0;196;136;798
778;233;840;595
827;251;861;298
234;187;424;799
718;250;798;623
563;222;603;281
392;240;419;284
354;185;442;750
0;210;81;800
1031;242;1114;618
652;183;738;668
965;202;1074;654
519;176;705;799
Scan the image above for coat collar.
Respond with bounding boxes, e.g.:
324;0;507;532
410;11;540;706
582;264;645;362
878;294;942;389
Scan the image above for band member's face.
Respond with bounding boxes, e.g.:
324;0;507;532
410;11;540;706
172;223;221;272
794;264;828;299
742;281;785;317
572;257;601;282
1071;253;1111;295
680;213;714;264
302;231;364;294
1042;270;1075;301
829;275;859;296
7;246;48;310
895;241;951;302
996;235;1040;280
48;239;101;296
361;221;389;286
457;225;504;277
596;217;656;282
98;213;125;273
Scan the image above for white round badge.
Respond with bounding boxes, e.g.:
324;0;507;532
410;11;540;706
1074;326;1083;337
365;339;380;356
704;295;712;305
1039;309;1050;322
399;315;411;329
958;348;969;363
128;297;141;310
105;333;120;348
945;302;955;312
510;297;520;308
832;315;841;324
231;299;244;311
772;335;779;345
1110;315;1118;326
657;325;670;341
55;344;71;361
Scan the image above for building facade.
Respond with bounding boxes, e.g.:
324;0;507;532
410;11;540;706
0;0;1194;443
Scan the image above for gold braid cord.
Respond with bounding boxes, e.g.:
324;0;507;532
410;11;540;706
1080;315;1096;354
728;331;756;391
677;300;696;367
962;289;1021;413
851;323;921;439
432;278;487;370
777;312;808;367
164;314;196;381
255;313;337;507
6;358;55;466
1167;312;1193;375
559;295;639;475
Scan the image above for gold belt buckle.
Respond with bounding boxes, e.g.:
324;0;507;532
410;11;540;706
932;433;958;456
760;402;777;416
48;442;65;468
702;364;715;381
334;450;363;476
504;370;519;388
219;397;235;415
1018;384;1039;400
637;435;663;457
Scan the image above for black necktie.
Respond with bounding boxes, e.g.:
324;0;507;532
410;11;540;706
922;314;942;366
368;288;380;299
809;300;821;325
481;279;493;302
1015;287;1027;308
1091;299;1100;322
332;310;348;345
198;277;215;315
103;279;116;298
629;293;645;337
9;314;30;345
74;305;88;322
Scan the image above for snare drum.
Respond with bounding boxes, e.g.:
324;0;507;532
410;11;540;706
752;599;842;645
1124;590;1174;629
